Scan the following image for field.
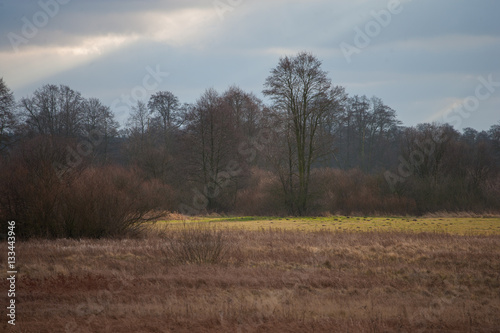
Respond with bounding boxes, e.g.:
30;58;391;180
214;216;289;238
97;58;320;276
2;216;500;332
156;215;500;235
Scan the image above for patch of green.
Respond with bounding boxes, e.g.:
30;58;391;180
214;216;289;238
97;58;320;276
152;216;500;235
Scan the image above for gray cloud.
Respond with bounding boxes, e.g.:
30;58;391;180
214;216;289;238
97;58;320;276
1;0;499;130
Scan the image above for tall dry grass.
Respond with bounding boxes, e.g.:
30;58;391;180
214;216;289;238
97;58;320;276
2;228;499;332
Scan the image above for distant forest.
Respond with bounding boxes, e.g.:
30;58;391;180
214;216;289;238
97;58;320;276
1;52;499;238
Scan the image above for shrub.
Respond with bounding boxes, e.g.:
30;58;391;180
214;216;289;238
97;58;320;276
310;168;417;215
59;166;172;238
234;167;287;215
0;137;69;237
0;136;172;239
163;224;231;265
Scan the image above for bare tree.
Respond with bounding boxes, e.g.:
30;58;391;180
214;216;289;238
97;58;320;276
126;100;150;141
81;97;119;162
329;94;400;171
490;121;500;143
399;123;459;181
263;52;336;215
19;84;84;137
0;78;16;152
183;88;242;212
59;85;84;137
124;100;162;178
342;95;401;171
222;85;263;139
148;91;181;134
349;95;371;170
82;98;118;134
140;91;184;181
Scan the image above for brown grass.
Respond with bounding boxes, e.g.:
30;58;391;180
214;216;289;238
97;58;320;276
2;228;500;332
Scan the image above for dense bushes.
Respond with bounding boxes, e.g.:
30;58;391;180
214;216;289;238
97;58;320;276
234;168;287;215
57;167;172;238
309;168;417;215
232;167;417;216
0;137;173;238
232;167;499;216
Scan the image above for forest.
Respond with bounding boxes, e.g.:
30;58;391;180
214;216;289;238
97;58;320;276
1;52;499;238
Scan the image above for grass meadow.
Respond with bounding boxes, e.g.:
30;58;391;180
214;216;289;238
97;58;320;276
155;215;500;235
2;215;500;332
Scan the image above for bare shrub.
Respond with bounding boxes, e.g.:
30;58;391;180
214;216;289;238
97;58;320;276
482;173;500;211
0;136;71;237
234;167;286;215
310;168;417;215
163;224;232;264
59;166;172;238
0;136;172;238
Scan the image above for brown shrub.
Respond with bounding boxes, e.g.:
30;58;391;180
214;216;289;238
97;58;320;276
234;167;286;215
0;137;173;238
231;167;418;216
163;223;232;265
0;136;69;237
59;166;173;238
482;173;500;211
310;168;417;215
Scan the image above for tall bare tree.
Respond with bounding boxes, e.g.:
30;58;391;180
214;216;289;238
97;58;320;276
183;88;242;212
263;52;336;215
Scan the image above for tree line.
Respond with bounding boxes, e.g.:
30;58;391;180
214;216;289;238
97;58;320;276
1;52;499;237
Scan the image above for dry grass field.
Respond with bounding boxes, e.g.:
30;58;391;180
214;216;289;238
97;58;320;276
2;216;500;332
157;214;500;235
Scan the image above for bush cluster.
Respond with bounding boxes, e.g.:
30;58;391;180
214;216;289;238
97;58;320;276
0;137;172;239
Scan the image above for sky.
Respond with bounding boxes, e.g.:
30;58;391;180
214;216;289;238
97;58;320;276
0;0;499;131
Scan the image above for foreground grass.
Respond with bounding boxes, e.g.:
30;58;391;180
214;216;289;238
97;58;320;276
156;215;500;235
2;223;500;332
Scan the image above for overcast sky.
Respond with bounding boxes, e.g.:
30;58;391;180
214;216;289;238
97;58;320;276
1;0;499;130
